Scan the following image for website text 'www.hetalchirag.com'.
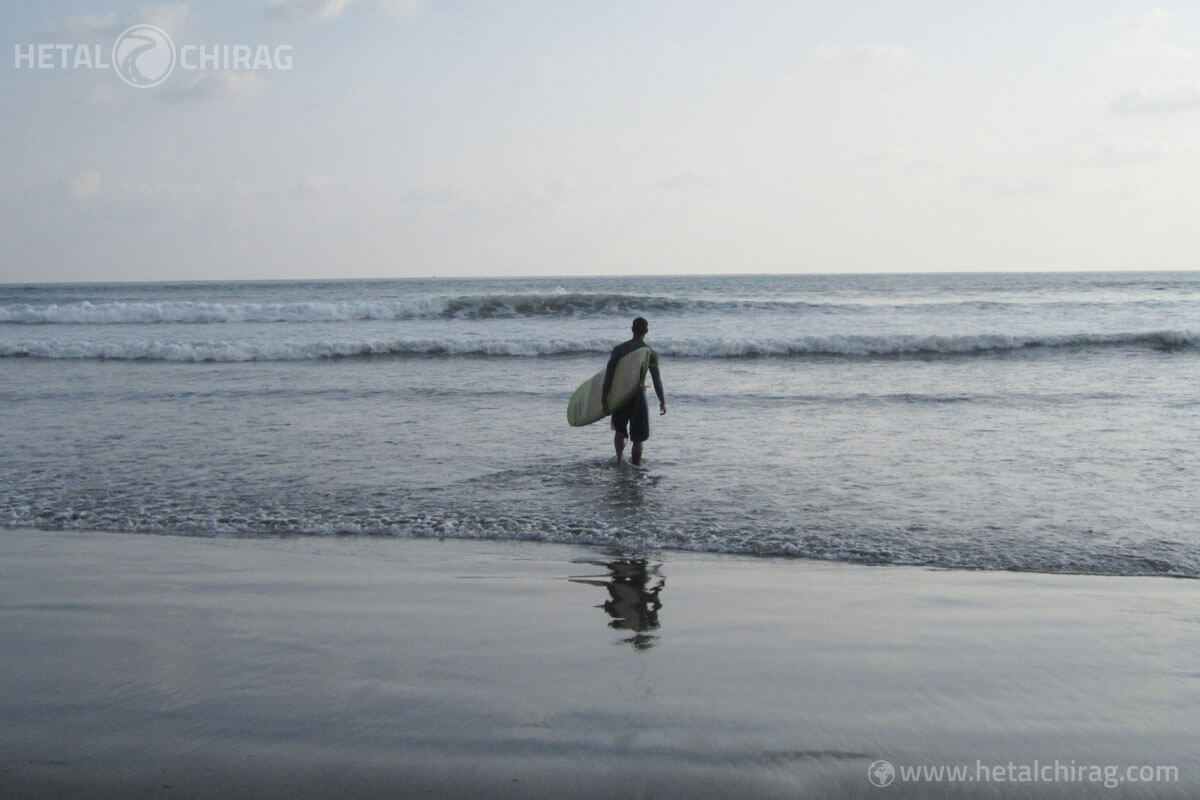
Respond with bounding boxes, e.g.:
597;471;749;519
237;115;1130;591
867;759;1180;790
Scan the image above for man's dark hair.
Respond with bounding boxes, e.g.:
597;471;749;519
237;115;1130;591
632;317;649;336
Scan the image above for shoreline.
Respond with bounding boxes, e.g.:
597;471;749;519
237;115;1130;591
1;528;1196;798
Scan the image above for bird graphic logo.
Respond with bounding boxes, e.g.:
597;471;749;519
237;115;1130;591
112;25;176;88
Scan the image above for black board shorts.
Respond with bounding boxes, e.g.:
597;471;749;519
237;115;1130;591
611;390;650;442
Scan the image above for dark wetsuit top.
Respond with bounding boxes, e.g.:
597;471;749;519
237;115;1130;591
602;338;664;442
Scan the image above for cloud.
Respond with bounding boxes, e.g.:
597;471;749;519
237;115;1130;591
160;72;269;102
43;12;120;41
1109;9;1191;60
88;85;121;106
124;180;205;211
138;2;198;39
69;170;103;200
658;172;722;192
263;0;353;23
228;175;334;202
295;174;332;195
860;147;939;170
1080;140;1178;166
232;180;272;198
810;43;910;69
403;185;465;205
43;4;196;43
378;0;423;19
1110;81;1200;113
959;174;1053;198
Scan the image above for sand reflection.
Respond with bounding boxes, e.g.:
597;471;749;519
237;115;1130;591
571;558;665;650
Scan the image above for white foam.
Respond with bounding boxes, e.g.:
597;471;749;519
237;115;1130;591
656;330;1200;358
0;293;691;325
0;299;448;325
0;330;1195;361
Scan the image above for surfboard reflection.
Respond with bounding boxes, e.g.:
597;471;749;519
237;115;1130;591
570;558;664;650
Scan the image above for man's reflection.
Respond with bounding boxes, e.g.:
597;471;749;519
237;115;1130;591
571;558;664;650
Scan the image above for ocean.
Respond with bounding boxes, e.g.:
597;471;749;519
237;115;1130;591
1;271;1198;577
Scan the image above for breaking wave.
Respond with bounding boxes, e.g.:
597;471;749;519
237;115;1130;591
2;292;1162;325
0;294;722;324
1;330;1195;361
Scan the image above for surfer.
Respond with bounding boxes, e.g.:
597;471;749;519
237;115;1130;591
601;317;666;465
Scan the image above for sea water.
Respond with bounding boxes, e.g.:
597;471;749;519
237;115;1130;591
1;272;1198;576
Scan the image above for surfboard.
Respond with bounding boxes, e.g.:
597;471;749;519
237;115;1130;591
567;347;652;427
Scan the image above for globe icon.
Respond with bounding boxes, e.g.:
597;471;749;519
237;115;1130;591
868;759;896;788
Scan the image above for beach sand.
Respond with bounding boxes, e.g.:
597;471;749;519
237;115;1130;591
0;528;1196;799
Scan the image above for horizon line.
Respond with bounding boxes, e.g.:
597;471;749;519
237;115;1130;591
3;266;1198;288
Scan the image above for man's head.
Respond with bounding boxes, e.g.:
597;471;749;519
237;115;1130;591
632;317;649;338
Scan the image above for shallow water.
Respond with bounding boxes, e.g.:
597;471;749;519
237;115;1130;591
2;272;1199;575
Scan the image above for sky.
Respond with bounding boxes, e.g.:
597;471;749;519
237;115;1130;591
3;0;1200;282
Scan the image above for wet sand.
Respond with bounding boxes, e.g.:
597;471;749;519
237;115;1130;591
0;528;1196;799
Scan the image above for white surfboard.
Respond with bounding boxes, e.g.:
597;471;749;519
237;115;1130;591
567;347;652;427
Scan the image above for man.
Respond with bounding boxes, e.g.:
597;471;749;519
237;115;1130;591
601;316;666;465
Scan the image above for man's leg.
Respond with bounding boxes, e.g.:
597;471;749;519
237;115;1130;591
629;392;649;466
614;432;626;462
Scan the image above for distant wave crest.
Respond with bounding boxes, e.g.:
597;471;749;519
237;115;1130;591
0;294;702;324
1;330;1195;361
4;293;1192;325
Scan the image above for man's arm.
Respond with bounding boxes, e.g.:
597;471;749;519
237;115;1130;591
648;352;666;415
